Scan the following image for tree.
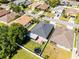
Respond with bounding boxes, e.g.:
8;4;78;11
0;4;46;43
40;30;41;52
8;23;27;44
8;23;28;58
0;23;28;59
48;0;60;7
9;2;23;13
0;23;9;59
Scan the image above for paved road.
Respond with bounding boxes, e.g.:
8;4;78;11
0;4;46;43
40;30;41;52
42;16;79;28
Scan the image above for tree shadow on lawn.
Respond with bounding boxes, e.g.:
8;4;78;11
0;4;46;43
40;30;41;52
9;46;21;59
21;36;31;45
9;36;31;59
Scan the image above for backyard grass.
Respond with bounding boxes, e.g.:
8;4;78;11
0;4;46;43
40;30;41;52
42;41;72;59
12;48;40;59
24;40;45;52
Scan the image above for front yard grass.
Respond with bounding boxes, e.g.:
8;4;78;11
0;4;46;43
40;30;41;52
12;48;40;59
75;18;79;24
60;15;70;21
44;12;55;18
24;39;46;52
42;41;72;59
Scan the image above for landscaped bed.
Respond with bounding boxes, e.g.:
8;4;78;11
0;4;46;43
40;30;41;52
42;41;72;59
12;48;40;59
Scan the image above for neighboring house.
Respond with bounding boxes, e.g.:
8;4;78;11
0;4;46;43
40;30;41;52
37;3;49;11
60;0;68;5
14;0;32;6
13;0;26;5
50;26;74;50
24;1;32;6
64;8;79;17
29;2;41;10
15;15;33;26
0;12;17;23
69;1;79;7
0;9;10;17
29;2;49;11
0;4;10;10
30;21;54;39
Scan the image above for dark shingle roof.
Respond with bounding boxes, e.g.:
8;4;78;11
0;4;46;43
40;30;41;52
31;21;54;39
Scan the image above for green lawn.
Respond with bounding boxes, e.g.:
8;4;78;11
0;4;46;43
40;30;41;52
42;41;71;59
74;33;78;48
60;15;69;21
56;23;66;28
24;40;45;52
12;48;40;59
75;19;79;24
44;12;55;18
75;13;79;24
27;23;37;31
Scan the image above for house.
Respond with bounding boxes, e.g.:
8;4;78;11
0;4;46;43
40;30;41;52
13;0;26;5
37;3;49;11
0;12;17;23
0;9;10;17
14;0;32;6
15;15;33;26
50;26;74;50
65;8;79;17
30;21;54;39
29;2;41;10
24;1;32;6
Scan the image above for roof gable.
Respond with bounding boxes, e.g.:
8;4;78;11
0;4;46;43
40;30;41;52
50;27;74;49
31;21;54;38
0;12;16;23
16;15;33;26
